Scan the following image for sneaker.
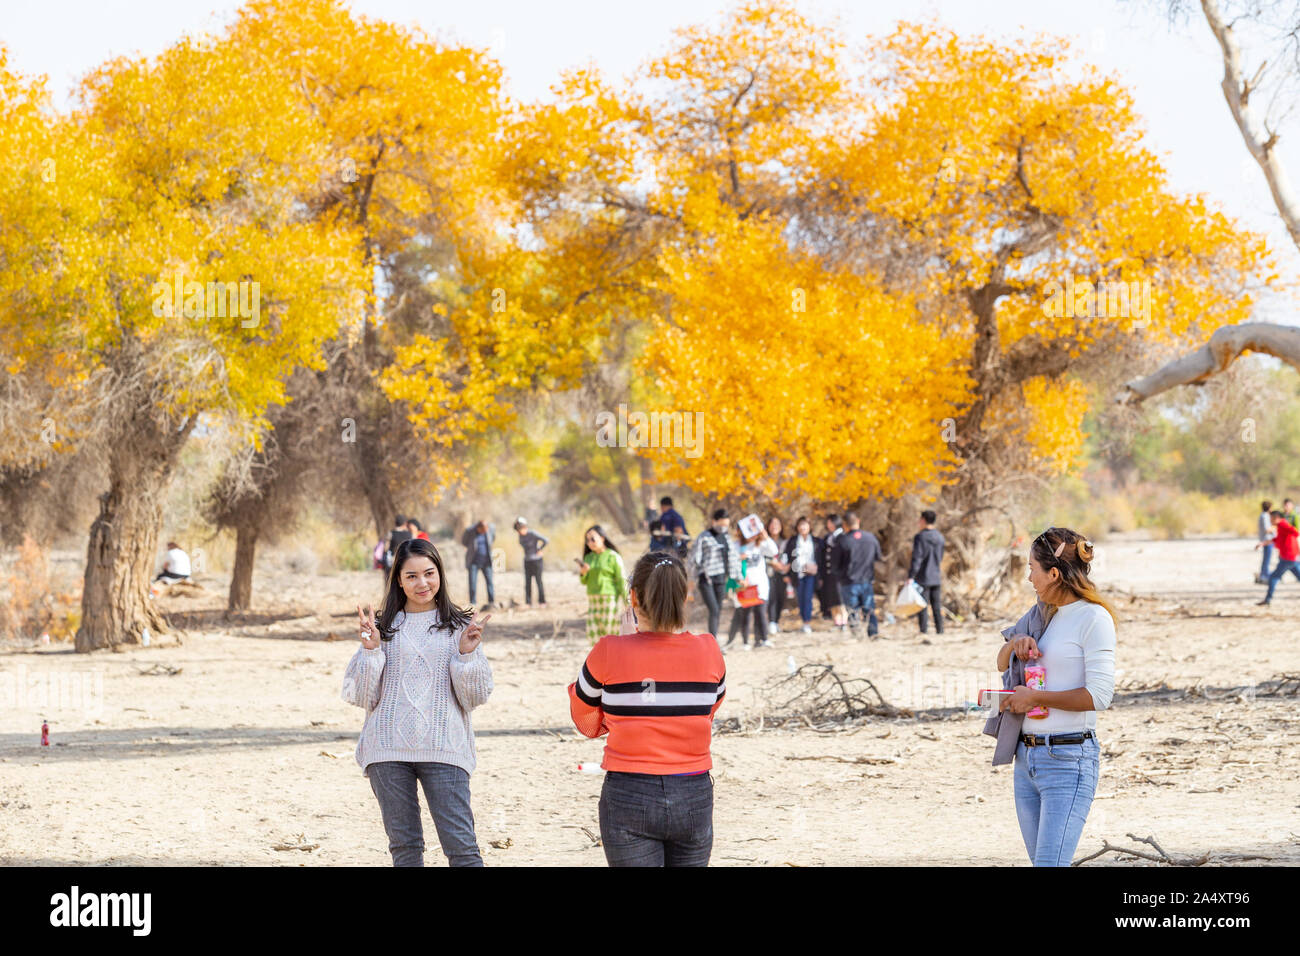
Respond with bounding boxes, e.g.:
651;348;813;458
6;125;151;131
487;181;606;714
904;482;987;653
767;621;778;635
1257;599;1271;606
802;625;812;634
761;637;775;648
742;643;753;651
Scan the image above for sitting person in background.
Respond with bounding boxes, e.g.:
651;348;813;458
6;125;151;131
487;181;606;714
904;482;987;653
154;541;191;584
406;517;431;541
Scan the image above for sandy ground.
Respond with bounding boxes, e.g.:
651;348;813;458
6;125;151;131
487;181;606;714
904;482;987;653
2;534;1298;866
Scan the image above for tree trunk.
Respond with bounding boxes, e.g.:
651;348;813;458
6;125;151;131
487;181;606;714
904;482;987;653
352;433;396;539
76;418;189;652
612;452;642;535
638;457;655;518
592;488;628;537
228;521;259;612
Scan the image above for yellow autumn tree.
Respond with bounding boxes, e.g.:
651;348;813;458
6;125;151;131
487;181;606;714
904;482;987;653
807;21;1271;583
0;35;363;651
226;0;520;531
642;216;972;506
504;1;1272;602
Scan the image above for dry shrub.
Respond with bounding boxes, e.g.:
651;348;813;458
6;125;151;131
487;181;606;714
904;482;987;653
0;535;73;641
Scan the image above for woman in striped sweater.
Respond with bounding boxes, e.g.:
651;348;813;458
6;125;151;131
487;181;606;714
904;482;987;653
568;550;726;866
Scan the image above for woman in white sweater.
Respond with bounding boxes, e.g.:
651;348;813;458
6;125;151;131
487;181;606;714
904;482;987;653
999;527;1116;867
342;537;494;866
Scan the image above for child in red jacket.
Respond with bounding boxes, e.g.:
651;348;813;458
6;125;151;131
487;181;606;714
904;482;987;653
1257;510;1300;605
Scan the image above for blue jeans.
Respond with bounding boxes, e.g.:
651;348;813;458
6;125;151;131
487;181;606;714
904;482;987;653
841;580;879;634
367;761;483;867
796;575;817;623
1264;559;1300;602
1260;543;1274;578
599;771;714;867
1013;736;1100;866
468;564;494;605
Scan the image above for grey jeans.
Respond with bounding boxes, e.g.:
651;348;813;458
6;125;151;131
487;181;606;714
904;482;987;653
598;771;714;867
367;761;483;867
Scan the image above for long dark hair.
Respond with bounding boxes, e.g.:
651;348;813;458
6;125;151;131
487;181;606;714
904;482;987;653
376;538;472;640
1030;527;1117;629
582;525;620;558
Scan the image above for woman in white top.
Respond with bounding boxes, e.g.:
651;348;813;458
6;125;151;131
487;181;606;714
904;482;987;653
723;527;779;650
783;517;820;635
998;527;1116;866
343;537;494;866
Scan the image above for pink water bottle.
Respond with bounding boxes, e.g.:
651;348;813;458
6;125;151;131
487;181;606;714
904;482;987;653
1024;665;1048;719
41;720;49;747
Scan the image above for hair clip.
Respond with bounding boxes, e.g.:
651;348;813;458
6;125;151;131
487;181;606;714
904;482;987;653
1052;540;1066;558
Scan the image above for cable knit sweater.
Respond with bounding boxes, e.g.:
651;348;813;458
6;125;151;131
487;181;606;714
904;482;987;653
341;608;494;777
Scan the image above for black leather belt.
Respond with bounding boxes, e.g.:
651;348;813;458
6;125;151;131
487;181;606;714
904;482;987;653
1019;730;1095;748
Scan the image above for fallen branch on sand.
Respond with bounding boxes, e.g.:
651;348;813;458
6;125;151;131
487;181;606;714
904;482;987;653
1074;833;1207;867
135;663;182;676
715;663;909;736
272;833;319;852
1073;832;1287;867
1114;673;1300;705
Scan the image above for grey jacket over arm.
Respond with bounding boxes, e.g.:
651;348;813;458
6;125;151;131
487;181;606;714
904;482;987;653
982;600;1048;766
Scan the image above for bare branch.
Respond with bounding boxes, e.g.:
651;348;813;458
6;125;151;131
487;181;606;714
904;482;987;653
1115;321;1300;403
1202;0;1300;249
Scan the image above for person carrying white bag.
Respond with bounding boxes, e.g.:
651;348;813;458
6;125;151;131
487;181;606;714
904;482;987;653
894;579;928;617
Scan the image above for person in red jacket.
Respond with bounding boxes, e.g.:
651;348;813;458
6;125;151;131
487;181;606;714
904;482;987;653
568;550;725;867
1257;510;1300;605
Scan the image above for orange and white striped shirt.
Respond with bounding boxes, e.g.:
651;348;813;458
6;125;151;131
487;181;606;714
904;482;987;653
568;631;726;774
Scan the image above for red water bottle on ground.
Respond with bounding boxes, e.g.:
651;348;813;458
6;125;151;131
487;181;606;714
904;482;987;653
41;719;49;747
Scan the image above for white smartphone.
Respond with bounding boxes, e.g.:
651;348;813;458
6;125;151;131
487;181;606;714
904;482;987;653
977;689;1013;710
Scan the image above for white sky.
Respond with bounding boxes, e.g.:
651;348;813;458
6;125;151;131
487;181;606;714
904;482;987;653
4;0;1300;315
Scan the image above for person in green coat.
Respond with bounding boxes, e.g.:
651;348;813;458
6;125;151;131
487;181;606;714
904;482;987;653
577;525;627;646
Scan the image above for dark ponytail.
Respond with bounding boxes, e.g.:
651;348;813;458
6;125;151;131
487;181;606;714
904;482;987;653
629;550;688;633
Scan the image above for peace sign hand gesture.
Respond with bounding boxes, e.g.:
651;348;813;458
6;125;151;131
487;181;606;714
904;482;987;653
357;603;380;650
460;611;491;655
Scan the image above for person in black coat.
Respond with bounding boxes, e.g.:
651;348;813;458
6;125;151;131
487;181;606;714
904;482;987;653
907;510;945;634
832;513;881;636
817;514;843;620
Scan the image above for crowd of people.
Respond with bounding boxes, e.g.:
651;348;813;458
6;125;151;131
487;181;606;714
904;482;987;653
368;500;950;654
645;496;947;651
